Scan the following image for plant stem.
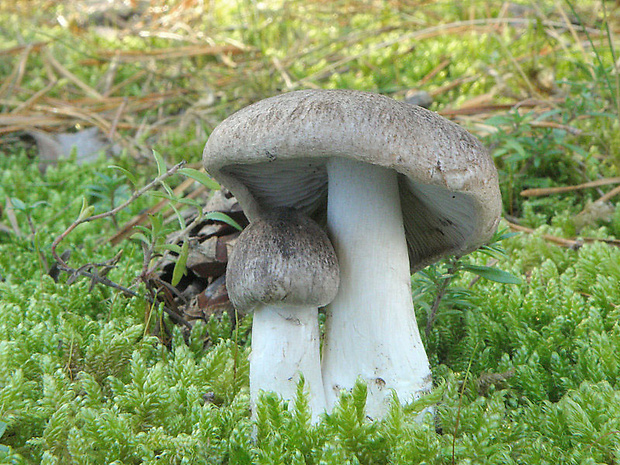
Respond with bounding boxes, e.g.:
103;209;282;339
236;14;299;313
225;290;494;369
51;161;186;267
425;261;459;339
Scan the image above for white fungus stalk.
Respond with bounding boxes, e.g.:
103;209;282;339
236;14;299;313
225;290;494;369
250;304;325;420
322;157;432;419
226;208;339;422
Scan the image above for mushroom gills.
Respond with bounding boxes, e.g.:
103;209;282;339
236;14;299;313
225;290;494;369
400;176;477;272
223;160;327;218
223;159;479;269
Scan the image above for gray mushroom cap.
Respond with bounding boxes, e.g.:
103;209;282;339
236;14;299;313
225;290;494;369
226;208;340;311
204;89;502;272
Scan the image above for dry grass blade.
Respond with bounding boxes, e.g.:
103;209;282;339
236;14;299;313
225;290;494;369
299;16;602;86
4;196;23;237
0;41;47;57
37;102;112;132
554;0;597;81
0;115;69;132
107;69;148;95
0;44;33;99
10;80;58;114
84;44;246;64
0;89;189;137
44;49;103;100
108;97;128;139
271;56;296;90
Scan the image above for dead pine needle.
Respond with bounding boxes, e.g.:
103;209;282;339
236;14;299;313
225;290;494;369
44;49;103;100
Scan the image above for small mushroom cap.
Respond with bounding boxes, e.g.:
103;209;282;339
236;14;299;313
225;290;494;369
227;208;340;311
204;89;502;272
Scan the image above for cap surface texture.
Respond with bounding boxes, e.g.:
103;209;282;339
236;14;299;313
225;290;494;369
226;208;340;311
204;89;501;271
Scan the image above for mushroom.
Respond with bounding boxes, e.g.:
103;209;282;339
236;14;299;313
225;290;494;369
226;207;339;419
204;89;501;419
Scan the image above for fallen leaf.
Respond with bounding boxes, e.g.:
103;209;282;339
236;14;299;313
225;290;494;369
28;127;119;173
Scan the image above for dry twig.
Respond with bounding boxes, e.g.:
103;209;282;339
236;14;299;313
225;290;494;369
505;219;620;249
521;177;620;197
51;161;185;268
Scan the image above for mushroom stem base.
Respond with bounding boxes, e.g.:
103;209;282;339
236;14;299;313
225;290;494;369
250;304;326;421
323;157;432;419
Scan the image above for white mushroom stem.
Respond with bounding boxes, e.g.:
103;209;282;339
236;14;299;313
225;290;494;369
227;208;339;422
322;157;432;419
251;304;325;420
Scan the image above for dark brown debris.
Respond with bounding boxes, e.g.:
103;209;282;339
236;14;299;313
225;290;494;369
156;189;249;328
476;368;516;396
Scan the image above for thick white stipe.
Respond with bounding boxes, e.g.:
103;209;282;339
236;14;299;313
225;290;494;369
322;157;432;419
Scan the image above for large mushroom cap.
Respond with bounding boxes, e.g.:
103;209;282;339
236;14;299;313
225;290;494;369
204;89;502;271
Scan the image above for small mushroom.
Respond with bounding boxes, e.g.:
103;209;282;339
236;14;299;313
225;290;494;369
204;89;501;419
226;207;339;419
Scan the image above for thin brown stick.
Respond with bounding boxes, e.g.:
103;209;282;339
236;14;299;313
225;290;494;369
505;219;620;248
573;185;620;222
418;58;451;86
0;42;47;57
505;220;582;248
438;98;563;117
85;44;245;63
108;175;202;246
528;120;582;135
51;161;186;267
430;76;478;97
593;184;620;204
521;177;620;197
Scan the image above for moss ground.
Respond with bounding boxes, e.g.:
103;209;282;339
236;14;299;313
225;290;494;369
1;0;620;463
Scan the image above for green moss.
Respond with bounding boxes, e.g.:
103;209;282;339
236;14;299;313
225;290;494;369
2;0;620;462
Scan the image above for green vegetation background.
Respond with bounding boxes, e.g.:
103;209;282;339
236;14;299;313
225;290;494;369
1;0;620;463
